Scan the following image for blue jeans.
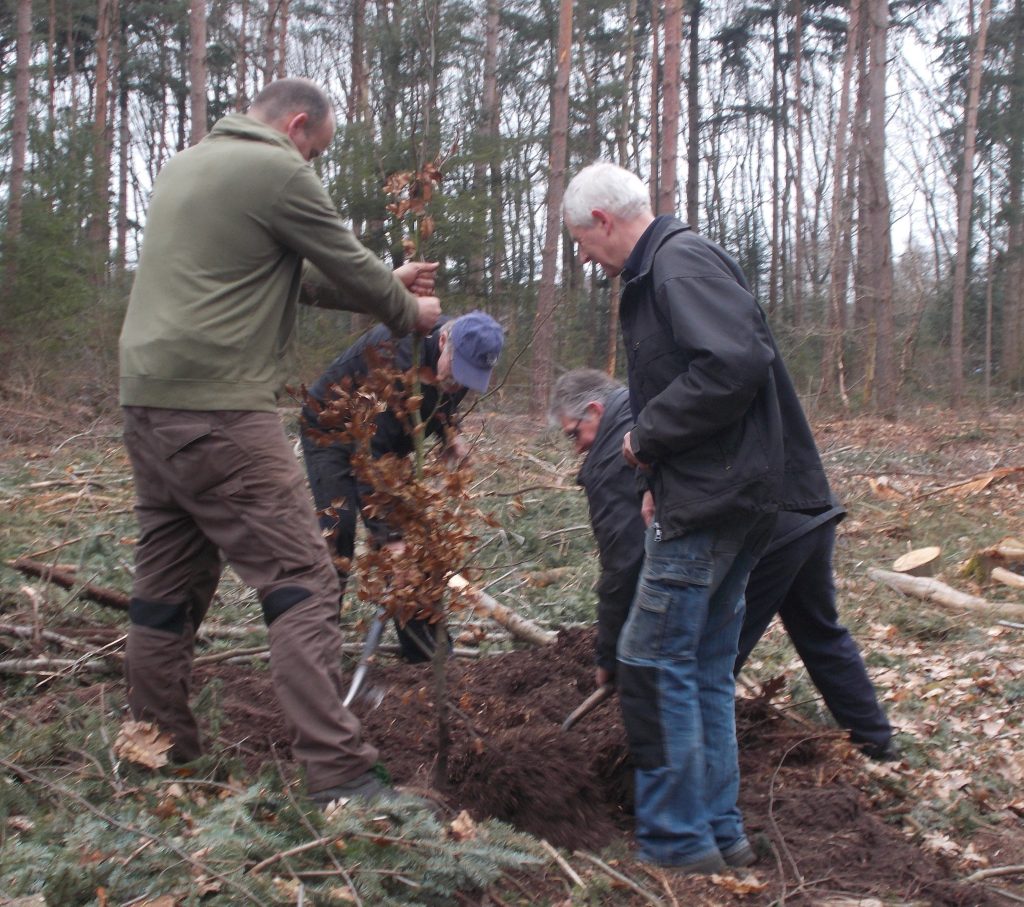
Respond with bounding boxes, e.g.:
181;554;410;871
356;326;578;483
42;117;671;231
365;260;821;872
617;516;774;866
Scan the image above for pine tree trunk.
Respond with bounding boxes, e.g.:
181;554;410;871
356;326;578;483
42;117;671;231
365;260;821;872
237;0;249;108
649;0;660;204
820;0;861;404
792;0;805;328
88;0;112;274
768;8;781;315
189;0;208;144
685;0;700;228
530;0;573;414
4;0;32;290
1004;0;1024;391
657;0;682;215
951;0;992;407
276;0;289;78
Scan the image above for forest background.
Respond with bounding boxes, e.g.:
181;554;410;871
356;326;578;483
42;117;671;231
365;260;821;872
0;0;1020;416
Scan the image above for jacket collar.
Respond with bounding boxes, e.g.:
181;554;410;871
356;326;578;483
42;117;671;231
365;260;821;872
623;216;691;285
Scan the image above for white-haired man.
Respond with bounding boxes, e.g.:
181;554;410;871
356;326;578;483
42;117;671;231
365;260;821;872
562;162;832;874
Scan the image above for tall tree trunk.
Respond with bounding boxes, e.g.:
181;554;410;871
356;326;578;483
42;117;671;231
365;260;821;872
47;0;57;124
792;0;805;327
4;0;32;291
276;0;289;78
468;0;501;300
116;2;130;274
820;0;862;405
1004;0;1024;390
189;0;208;143
951;0;991;407
349;0;369;123
530;0;573;414
862;0;895;413
88;0;113;272
237;0;249;108
657;0;682;215
685;0;700;228
649;0;661;204
768;7;781;315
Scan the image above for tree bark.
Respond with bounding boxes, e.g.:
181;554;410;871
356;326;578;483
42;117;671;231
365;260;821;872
792;0;805;328
189;0;208;144
820;0;861;405
88;0;113;271
951;0;992;407
530;0;573;414
657;0;682;215
685;0;700;228
4;0;32;290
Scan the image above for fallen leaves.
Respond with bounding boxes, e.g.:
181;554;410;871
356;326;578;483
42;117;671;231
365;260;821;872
113;720;173;769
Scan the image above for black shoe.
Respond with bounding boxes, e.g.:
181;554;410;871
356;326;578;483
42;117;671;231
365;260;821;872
722;839;757;868
659;851;727;876
858;738;901;762
311;770;392;811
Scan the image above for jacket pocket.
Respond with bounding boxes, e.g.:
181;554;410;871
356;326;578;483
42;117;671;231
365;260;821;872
152;420;253;497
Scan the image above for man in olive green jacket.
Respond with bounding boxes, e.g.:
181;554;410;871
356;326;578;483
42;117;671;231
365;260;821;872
119;78;440;807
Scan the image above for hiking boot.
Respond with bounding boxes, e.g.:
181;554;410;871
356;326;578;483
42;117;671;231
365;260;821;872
722;839;757;868
310;770;391;811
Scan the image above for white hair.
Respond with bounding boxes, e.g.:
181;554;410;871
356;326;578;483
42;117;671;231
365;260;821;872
562;162;653;228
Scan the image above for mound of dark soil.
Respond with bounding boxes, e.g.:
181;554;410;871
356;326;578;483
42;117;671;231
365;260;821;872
208;628;993;905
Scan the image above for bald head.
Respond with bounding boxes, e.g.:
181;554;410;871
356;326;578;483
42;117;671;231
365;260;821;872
248;78;336;162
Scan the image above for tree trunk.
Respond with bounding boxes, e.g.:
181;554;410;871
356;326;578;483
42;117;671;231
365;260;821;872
88;0;112;272
189;0;208;144
530;0;574;414
768;7;781;315
792;0;805;327
951;0;992;407
657;0;682;215
820;0;862;404
349;0;369;123
858;0;895;413
685;0;700;228
1003;0;1024;391
649;0;661;204
113;0;129;274
47;0;57;124
276;0;289;78
237;0;249;108
4;0;32;290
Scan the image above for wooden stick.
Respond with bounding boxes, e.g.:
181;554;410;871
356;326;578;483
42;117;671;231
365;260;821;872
0;657;111;674
867;567;1024;619
573;850;664;907
10;557;129;611
992;566;1024;590
540;839;584;888
964;864;1024;883
448;573;556;647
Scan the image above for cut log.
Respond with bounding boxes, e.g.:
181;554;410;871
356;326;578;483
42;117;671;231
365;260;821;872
10;557;129;611
960;536;1024;582
867;567;1024;619
892;546;941;577
447;573;557;646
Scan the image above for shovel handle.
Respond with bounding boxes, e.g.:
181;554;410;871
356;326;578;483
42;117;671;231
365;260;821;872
561;682;615;732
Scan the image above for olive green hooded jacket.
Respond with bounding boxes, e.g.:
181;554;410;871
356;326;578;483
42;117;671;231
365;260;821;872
119;113;418;412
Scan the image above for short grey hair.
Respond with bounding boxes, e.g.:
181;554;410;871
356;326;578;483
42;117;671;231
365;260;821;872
548;368;623;426
563;162;653;229
250;78;332;130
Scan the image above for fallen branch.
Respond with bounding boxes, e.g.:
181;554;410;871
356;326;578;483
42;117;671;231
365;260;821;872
9;557;129;611
992;567;1024;591
540;839;584;888
0;622;124;659
867;568;1024;620
573;850;663;907
0;656;111;674
447;573;557;647
965;864;1024;883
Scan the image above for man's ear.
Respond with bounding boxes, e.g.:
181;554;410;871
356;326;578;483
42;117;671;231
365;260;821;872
286;111;309;137
588;400;605;419
591;209;613;232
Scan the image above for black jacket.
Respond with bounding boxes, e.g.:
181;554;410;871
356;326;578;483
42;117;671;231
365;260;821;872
578;388;647;672
621;218;830;537
304;317;466;459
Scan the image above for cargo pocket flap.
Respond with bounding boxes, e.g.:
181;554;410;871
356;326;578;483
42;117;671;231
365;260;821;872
151;422;212;459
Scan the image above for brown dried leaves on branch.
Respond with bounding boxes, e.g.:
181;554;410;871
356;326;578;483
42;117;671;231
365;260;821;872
300;345;487;629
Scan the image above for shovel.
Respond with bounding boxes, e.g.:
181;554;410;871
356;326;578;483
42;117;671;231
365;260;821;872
560;682;615;731
343;612;387;709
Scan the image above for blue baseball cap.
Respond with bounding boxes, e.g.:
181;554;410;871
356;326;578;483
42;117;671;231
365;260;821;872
449;312;504;393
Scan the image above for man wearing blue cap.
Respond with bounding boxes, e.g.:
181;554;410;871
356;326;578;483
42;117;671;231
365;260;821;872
301;312;504;660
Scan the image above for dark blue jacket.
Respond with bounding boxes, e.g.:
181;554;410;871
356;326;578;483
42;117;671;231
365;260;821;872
620;217;831;538
578;388;647;672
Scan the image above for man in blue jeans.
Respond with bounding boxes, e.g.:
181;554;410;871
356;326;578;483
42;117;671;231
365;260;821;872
562;164;832;875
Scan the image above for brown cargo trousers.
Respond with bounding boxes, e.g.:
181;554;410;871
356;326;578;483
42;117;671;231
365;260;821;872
121;406;377;793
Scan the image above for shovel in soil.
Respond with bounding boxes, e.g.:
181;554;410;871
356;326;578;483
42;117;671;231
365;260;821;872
561;682;615;731
343;612;387;709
